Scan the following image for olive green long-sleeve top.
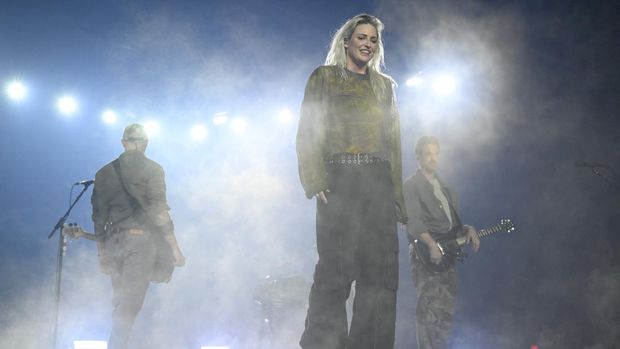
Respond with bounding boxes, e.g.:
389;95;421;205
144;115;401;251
296;65;407;223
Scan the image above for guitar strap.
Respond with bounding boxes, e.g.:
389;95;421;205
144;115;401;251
435;177;465;236
111;158;175;283
448;202;464;235
112;159;143;221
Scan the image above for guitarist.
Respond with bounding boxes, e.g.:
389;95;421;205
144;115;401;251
404;136;480;349
91;123;185;349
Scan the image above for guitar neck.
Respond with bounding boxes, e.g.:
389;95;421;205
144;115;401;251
455;223;506;245
476;224;505;239
65;227;97;241
80;232;97;241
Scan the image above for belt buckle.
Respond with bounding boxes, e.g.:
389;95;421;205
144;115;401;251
127;228;144;235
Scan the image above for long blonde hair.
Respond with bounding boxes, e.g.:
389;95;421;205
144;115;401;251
325;14;394;104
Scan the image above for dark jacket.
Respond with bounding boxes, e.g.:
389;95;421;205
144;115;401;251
404;171;460;242
91;150;173;237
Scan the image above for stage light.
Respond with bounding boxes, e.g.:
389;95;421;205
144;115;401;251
278;108;294;123
213;112;229;126
143;120;160;138
5;80;27;101
191;124;208;141
56;95;78;115
73;340;107;349
230;117;248;133
405;75;424;87
101;110;118;124
431;74;458;96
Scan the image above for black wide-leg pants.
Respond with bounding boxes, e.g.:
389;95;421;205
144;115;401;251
300;162;399;349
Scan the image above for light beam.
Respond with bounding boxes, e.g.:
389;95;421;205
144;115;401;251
278;108;294;123
5;80;28;102
431;74;458;96
56;95;78;115
73;340;107;349
230;117;248;134
405;75;424;87
143;120;160;138
101;110;118;124
191;123;208;141
213;112;229;126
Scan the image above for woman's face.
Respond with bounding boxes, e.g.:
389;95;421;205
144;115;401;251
345;23;378;71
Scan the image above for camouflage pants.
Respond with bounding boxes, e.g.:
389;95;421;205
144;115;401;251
409;244;458;349
106;230;156;349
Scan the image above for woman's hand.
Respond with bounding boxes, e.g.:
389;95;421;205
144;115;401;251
316;190;330;204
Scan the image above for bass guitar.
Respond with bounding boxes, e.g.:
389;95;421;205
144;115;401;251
412;219;515;273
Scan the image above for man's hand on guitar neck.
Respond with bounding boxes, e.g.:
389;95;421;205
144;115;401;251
420;232;443;265
463;225;480;252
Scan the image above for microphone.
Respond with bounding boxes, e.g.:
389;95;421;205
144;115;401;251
74;179;95;186
574;160;609;168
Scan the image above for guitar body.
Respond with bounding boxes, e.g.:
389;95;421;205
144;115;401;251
412;228;466;274
412;219;515;274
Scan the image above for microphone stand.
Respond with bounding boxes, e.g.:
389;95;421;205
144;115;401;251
47;182;93;349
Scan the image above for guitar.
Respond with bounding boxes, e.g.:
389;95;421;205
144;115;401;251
412;219;515;273
62;223;97;241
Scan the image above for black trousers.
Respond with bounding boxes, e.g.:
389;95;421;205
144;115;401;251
300;162;399;349
106;230;156;349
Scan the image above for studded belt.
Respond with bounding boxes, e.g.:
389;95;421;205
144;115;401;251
326;153;389;166
124;228;145;235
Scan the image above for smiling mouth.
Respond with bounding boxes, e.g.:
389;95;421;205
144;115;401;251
360;48;372;55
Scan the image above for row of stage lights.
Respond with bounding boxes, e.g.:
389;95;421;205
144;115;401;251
3;79;296;142
4;71;459;140
5;80;79;114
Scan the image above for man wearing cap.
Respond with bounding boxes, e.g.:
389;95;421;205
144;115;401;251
91;123;185;349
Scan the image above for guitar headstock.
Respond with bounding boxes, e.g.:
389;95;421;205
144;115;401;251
499;219;515;233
